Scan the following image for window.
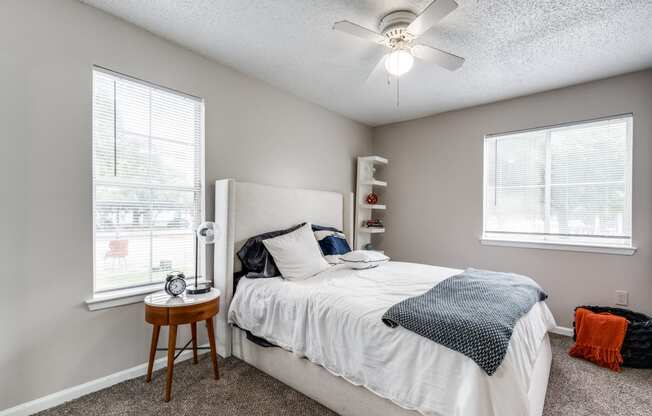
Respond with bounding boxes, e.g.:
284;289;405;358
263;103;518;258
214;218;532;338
92;68;204;293
482;115;633;253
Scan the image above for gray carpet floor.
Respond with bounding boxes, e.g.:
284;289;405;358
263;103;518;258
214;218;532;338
37;335;651;416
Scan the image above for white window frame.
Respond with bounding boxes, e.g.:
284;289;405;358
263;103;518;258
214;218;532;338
480;114;636;255
87;66;206;310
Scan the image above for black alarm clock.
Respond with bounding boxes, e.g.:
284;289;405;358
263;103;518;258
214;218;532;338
165;271;187;296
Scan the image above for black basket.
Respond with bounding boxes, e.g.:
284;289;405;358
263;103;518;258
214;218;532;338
573;305;652;368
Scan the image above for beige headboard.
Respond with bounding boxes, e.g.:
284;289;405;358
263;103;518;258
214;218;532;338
213;179;354;357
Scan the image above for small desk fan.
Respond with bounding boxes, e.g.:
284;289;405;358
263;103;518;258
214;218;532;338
187;221;219;295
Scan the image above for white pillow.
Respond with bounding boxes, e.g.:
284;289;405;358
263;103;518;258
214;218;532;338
323;255;344;265
262;223;331;280
341;250;389;270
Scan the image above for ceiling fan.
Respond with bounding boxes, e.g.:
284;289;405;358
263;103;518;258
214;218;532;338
333;0;464;79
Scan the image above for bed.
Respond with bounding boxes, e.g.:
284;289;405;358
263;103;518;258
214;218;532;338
213;179;555;416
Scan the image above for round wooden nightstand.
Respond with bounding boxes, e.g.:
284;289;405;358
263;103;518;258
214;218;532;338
144;288;220;402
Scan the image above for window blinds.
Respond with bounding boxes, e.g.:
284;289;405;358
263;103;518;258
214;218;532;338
93;68;203;293
483;115;632;247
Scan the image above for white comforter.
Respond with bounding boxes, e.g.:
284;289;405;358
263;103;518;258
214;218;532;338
228;261;556;416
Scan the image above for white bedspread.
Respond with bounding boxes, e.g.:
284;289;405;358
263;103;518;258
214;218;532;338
228;261;556;416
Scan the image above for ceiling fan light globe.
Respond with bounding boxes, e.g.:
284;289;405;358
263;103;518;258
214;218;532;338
385;49;414;77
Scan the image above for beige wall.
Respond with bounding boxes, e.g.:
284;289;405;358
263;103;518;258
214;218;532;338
2;0;650;411
0;0;371;410
373;70;652;329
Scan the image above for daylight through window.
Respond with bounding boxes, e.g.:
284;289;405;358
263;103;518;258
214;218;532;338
92;68;204;293
483;115;632;248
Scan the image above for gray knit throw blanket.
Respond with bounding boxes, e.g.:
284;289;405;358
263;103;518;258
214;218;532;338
382;268;548;375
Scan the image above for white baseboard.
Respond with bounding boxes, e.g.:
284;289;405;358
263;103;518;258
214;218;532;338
0;341;223;416
549;326;573;337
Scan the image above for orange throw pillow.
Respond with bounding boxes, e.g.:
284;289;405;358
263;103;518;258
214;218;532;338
569;307;628;371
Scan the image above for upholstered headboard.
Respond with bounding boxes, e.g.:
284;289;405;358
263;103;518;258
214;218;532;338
213;179;354;357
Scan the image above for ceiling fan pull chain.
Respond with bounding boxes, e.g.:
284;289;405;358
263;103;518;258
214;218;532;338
396;74;400;107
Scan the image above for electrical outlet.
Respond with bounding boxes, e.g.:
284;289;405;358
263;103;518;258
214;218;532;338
615;290;629;306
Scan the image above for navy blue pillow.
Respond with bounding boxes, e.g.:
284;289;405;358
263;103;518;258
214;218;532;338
312;224;342;233
318;234;351;256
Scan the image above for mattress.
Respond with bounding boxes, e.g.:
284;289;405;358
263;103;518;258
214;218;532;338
228;261;556;416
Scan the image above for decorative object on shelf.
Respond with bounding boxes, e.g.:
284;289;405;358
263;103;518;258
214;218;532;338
187;221;220;295
363;164;377;182
366;192;379;205
364;219;384;228
164;271;187;296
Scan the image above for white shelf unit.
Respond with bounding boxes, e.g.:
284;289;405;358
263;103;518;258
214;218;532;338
354;156;388;251
358;227;385;234
362;179;387;187
359;204;386;210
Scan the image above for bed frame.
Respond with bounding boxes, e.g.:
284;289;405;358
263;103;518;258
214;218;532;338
213;179;551;416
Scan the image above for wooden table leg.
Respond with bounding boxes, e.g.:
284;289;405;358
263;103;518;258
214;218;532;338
191;322;198;364
165;325;177;402
146;325;160;383
206;318;220;380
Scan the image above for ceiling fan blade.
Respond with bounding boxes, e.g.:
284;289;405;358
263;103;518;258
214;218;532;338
333;20;385;44
412;44;465;71
407;0;458;38
365;54;389;84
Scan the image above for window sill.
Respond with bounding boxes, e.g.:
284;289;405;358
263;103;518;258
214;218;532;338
86;283;166;311
86;279;207;311
479;237;636;256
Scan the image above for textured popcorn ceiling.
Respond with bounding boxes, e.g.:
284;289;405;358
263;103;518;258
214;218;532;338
81;0;652;126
